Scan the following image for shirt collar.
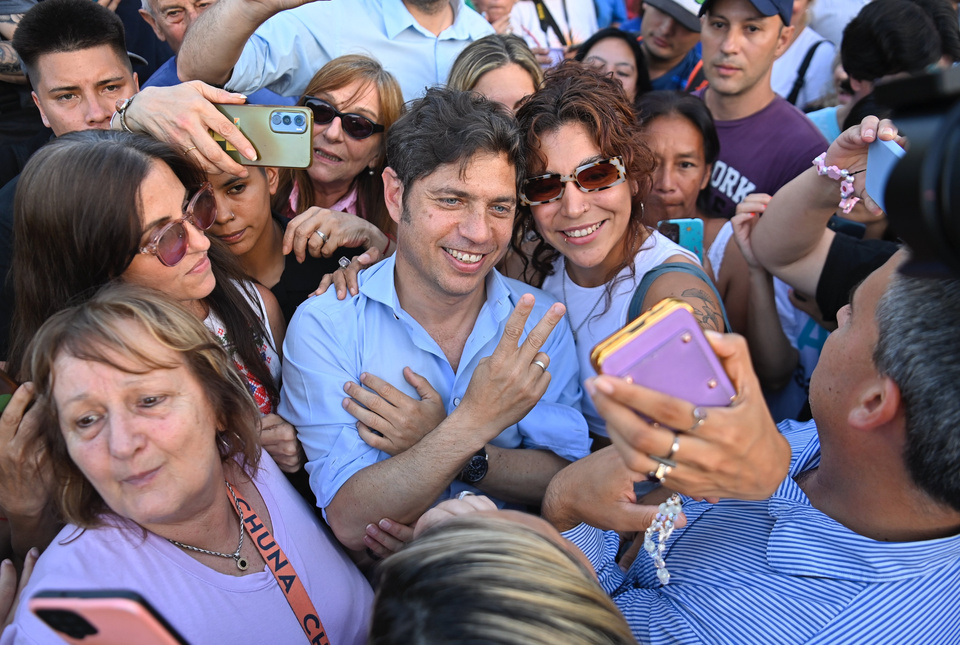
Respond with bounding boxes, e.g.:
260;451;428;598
765;422;960;582
383;0;480;40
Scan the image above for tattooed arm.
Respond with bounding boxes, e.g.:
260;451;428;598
0;14;26;85
640;256;725;332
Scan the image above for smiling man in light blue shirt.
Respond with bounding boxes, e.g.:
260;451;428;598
178;0;493;100
279;88;590;552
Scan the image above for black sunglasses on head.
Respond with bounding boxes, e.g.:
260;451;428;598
303;97;385;140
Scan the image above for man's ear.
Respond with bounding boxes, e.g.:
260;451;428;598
139;9;167;42
848;375;901;431
383;166;403;225
31;91;51;129
774;24;795;58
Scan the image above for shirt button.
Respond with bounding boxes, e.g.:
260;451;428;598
453;397;461;406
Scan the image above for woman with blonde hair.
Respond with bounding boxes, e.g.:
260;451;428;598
448;33;543;113
369;513;637;645
274;55;405;263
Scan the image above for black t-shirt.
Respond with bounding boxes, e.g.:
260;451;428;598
816;232;899;321
0;172;19;359
270;215;364;322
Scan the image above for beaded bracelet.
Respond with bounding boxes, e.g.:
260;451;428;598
812;152;866;215
643;493;682;585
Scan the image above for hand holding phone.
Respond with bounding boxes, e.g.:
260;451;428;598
213;104;314;168
589;307;791;501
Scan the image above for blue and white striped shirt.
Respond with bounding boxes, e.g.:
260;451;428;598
565;420;960;644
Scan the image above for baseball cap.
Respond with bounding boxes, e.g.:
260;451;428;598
644;0;702;32
696;0;793;27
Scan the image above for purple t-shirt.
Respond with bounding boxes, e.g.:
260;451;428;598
699;94;828;219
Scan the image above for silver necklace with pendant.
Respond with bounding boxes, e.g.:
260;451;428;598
167;480;249;571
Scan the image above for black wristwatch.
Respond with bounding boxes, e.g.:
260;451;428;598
458;447;489;484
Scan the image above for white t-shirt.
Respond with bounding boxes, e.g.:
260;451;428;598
541;230;697;436
771;26;836;109
510;0;598;50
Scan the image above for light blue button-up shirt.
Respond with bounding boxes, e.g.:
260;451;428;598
565;420;960;644
226;0;494;100
279;255;590;513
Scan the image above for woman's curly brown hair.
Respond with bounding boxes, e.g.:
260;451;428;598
512;61;656;287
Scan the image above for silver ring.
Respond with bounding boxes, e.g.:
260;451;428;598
532;359;547;371
316;230;329;243
688;407;707;432
663;433;680;461
338;256;351;269
457;491;475;501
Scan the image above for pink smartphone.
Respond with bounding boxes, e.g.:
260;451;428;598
29;590;189;645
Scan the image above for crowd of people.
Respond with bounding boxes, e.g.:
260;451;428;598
0;0;958;643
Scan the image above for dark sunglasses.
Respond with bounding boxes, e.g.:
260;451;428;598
303;97;385;140
138;182;217;267
520;157;626;206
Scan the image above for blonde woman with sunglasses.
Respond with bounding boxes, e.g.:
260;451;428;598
513;63;727;445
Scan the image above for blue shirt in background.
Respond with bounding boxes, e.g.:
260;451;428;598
143;56;297;106
222;0;493;100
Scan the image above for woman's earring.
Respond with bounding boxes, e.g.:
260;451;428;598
367;167;375;176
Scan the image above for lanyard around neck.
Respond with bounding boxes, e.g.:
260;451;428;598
227;482;331;645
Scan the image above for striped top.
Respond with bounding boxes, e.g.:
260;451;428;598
564;420;960;644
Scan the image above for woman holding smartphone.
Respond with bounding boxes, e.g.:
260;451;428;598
513;63;725;442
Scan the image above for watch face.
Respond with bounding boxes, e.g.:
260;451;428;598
461;453;489;484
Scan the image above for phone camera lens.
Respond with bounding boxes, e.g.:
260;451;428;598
294;114;306;128
282;115;292;125
271;112;282;125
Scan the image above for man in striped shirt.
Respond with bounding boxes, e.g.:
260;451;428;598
544;250;960;643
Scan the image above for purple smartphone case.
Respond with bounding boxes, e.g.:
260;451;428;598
599;307;735;407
